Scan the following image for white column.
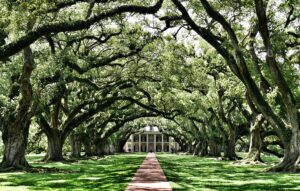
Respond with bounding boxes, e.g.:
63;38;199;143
154;134;156;152
139;134;141;152
162;134;164;152
147;134;149;152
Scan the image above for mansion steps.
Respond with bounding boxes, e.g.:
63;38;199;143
123;127;180;152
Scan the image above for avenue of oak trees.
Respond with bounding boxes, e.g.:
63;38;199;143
0;0;299;172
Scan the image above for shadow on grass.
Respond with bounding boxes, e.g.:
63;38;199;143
157;154;300;191
0;153;146;191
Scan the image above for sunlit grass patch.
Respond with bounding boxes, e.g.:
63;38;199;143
0;153;146;191
158;153;300;191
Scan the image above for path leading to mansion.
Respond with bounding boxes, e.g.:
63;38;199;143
125;153;172;191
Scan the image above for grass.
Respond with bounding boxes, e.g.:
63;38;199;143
1;153;299;191
157;153;300;191
0;153;146;191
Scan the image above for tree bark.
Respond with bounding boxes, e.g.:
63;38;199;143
1;46;35;169
199;141;208;156
254;1;300;172
1;125;30;169
96;140;108;156
246;114;263;162
193;142;201;156
83;137;93;156
97;143;114;155
223;127;237;160
44;129;64;161
117;139;127;153
71;133;82;158
187;142;193;154
208;141;221;157
268;128;300;172
179;142;188;152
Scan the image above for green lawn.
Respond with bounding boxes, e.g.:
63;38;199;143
1;153;299;191
0;153;146;191
157;153;300;191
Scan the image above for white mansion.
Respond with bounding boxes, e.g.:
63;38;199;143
123;126;180;152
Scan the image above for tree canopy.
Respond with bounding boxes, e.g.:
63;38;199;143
0;0;299;173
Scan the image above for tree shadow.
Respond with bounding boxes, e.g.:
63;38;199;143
0;154;146;191
157;154;300;191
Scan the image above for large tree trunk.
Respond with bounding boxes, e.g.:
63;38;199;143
179;142;188;152
245;114;263;162
208;141;221;157
1;124;30;169
224;128;237;160
1;46;35;170
193;142;200;156
96;141;107;156
83;137;93;156
187;143;193;154
44;129;64;161
117;139;127;153
97;143;113;155
71;133;81;158
268;128;300;172
199;141;208;157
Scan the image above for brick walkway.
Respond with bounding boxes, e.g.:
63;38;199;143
125;153;172;191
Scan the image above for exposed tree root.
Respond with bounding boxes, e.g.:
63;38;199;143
0;166;23;173
0;165;78;173
26;167;78;173
0;161;30;173
265;156;300;173
39;157;79;163
219;156;243;161
235;159;266;165
266;164;300;173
